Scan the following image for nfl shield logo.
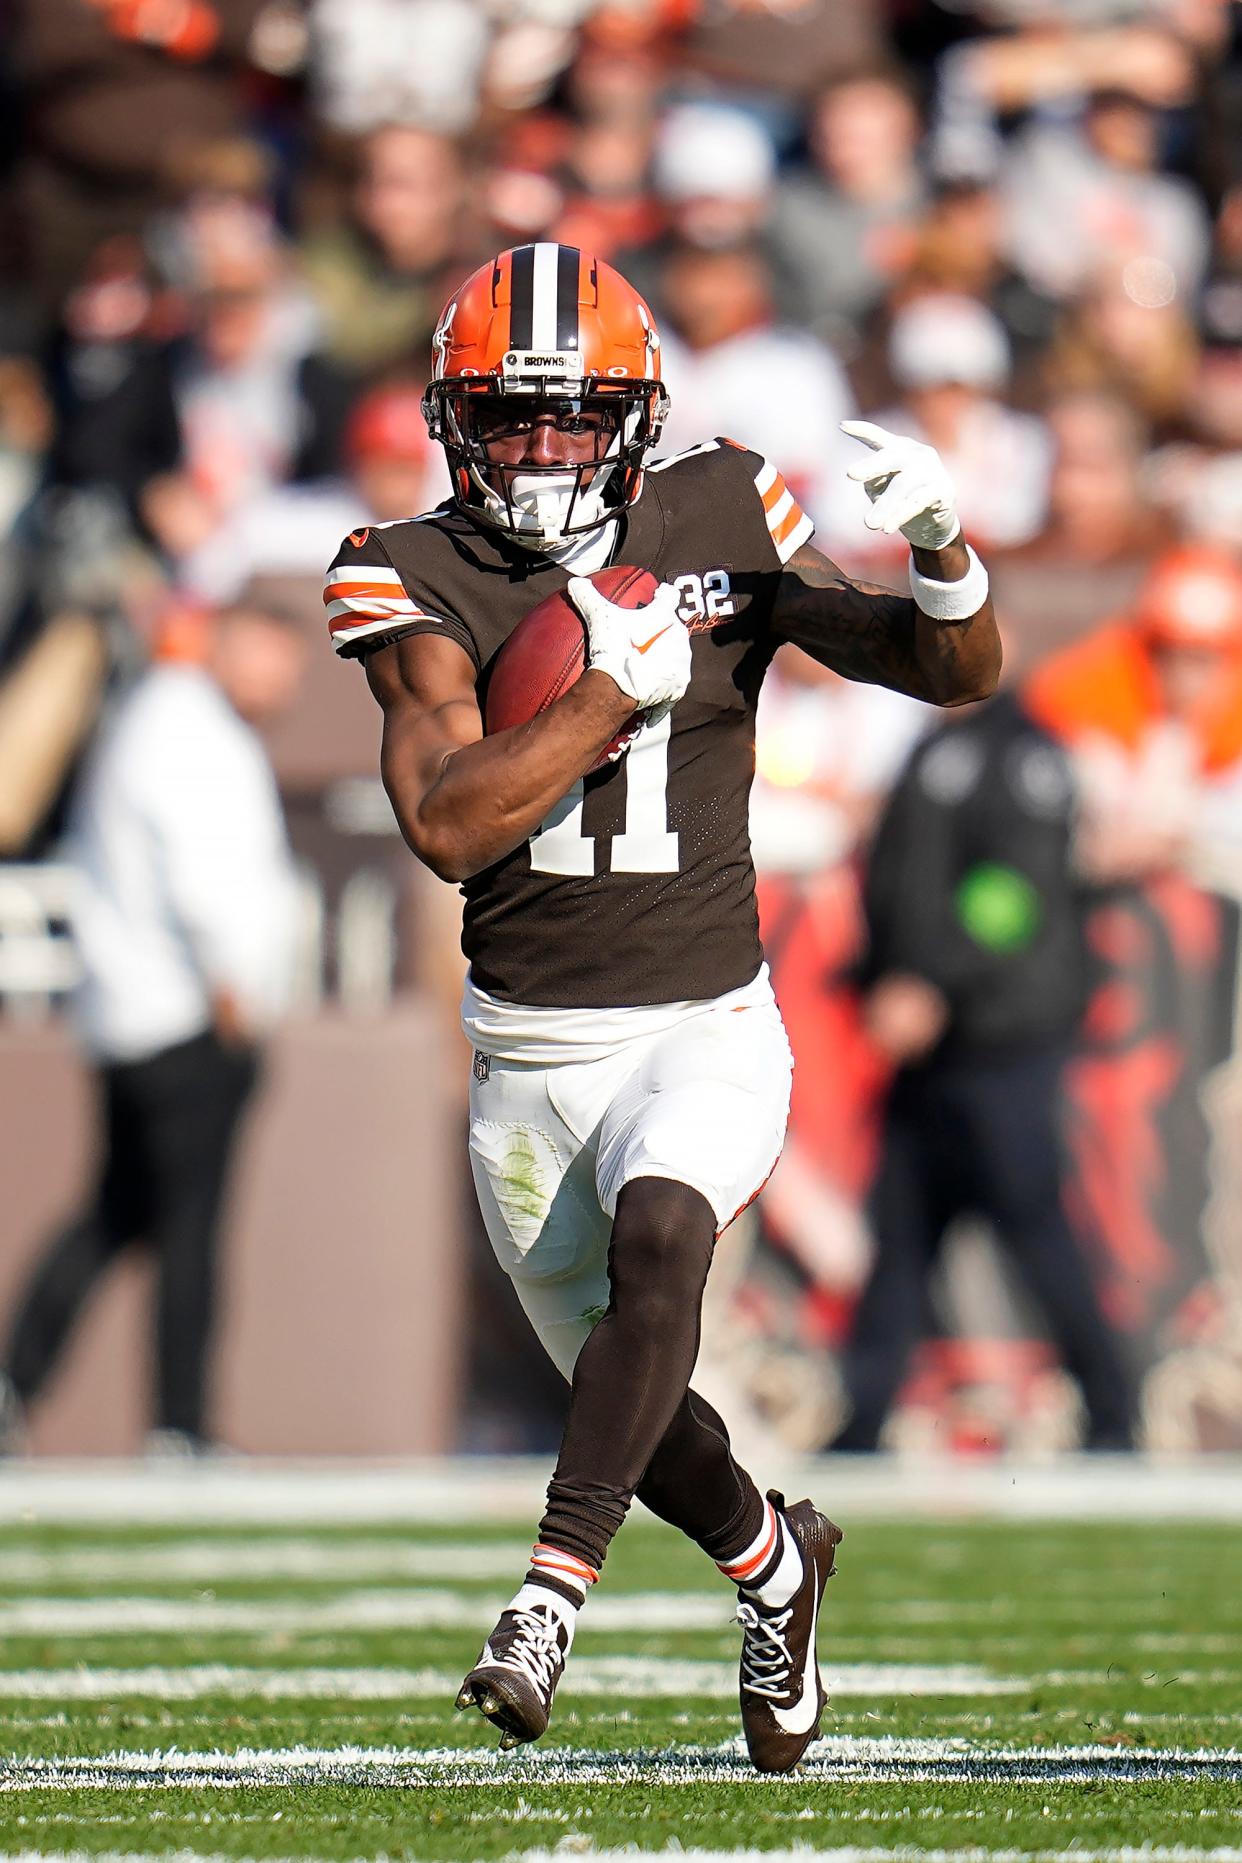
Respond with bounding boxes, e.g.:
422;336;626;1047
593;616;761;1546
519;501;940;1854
473;1050;491;1083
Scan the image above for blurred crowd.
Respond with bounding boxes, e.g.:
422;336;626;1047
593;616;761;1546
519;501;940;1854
2;0;1242;1453
0;0;1240;829
0;1;1237;821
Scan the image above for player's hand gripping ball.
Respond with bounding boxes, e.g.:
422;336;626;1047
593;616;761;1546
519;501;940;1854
485;566;691;772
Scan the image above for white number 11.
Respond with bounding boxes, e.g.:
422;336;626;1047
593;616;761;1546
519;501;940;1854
529;711;680;876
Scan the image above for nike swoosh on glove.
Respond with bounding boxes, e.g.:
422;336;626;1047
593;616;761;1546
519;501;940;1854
567;577;692;722
841;419;961;551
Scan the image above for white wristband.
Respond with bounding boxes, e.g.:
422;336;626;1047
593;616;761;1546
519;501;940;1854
909;543;989;622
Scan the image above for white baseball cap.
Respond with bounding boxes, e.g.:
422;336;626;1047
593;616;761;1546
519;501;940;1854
889;293;1011;391
654;103;776;203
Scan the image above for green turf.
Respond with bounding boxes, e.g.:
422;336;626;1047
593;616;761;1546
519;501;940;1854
0;1514;1237;1857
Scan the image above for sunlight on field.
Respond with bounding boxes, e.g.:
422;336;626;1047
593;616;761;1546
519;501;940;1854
0;1467;1238;1859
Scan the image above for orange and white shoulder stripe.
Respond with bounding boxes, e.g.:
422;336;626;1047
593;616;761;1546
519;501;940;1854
323;564;445;653
754;458;814;564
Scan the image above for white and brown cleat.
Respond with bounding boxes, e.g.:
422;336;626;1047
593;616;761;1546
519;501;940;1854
455;1594;570;1751
736;1492;843;1774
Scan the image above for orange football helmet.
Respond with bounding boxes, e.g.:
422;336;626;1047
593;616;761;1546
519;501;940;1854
422;242;669;546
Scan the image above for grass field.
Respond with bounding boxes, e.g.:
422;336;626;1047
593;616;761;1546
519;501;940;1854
0;1465;1239;1861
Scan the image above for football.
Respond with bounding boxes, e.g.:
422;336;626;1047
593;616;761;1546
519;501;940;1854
485;563;660;772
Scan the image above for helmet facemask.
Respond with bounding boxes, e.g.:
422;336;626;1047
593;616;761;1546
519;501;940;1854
424;374;668;549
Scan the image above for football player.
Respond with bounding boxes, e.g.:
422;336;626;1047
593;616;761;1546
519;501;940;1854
326;243;1000;1769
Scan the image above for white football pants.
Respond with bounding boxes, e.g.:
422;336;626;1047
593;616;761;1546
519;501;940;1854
468;993;793;1378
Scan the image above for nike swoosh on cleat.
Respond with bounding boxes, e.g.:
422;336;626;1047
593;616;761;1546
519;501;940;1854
770;1582;820;1737
633;624;673;654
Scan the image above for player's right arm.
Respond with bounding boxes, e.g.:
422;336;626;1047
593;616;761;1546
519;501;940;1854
364;631;640;883
330;528;690;882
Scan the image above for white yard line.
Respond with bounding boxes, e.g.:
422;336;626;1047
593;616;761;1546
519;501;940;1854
0;1587;730;1635
2;1585;1234;1648
0;1856;310;1863
510;1852;1242;1862
5;1854;1242;1863
1137;1634;1242;1653
2;1457;1241;1524
880;1602;1242;1629
3;1854;1242;1863
0;1660;1027;1701
2;1737;1239;1791
0;1538;530;1586
0;1463;549;1525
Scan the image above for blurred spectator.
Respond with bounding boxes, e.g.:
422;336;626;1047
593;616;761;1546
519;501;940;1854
653;100;775;246
551;31;663;258
620;102;788;316
682;0;885;123
1044;261;1201;431
481;112;572;249
155;201;344;544
832;691;1139;1454
484;7;595;119
554;112;662;259
71;200;348;567
656;241;852;524
0;313;156;860
14;0;291;315
999;81;1210;308
1026;546;1242;874
992;390;1165;654
0;593;111;862
0;337;55;653
336;382;445;524
1142;196;1242;536
1171;451;1242;552
563;8;668;142
1035;391;1162;567
1187;188;1242;451
182;380;447;600
1200;182;1242;367
309;0;489;138
770;67;927;344
300;126;472;379
0;600;305;1457
751;650;928;876
50;234;185;530
824;292;1052;562
905;178;1057;370
932;20;1201;233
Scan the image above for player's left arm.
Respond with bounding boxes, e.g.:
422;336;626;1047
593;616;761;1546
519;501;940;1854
768;422;1002;707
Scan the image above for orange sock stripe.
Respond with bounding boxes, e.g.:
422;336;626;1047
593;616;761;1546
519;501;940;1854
530;1544;598;1586
717;1501;778;1581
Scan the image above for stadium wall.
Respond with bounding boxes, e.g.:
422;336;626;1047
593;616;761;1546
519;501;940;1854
0;1004;463;1454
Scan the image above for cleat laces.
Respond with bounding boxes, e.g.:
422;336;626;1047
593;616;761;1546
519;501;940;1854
491;1604;565;1696
737;1599;797;1701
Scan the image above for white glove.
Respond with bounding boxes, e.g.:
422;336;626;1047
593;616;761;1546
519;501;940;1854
567;576;692;719
841;419;961;550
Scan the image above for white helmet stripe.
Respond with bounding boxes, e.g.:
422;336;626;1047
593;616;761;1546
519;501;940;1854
530;243;561;348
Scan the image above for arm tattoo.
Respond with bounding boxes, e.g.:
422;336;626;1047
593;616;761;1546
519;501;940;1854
769;542;1000;706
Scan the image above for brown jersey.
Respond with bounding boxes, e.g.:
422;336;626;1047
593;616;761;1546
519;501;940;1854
325;439;813;1009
